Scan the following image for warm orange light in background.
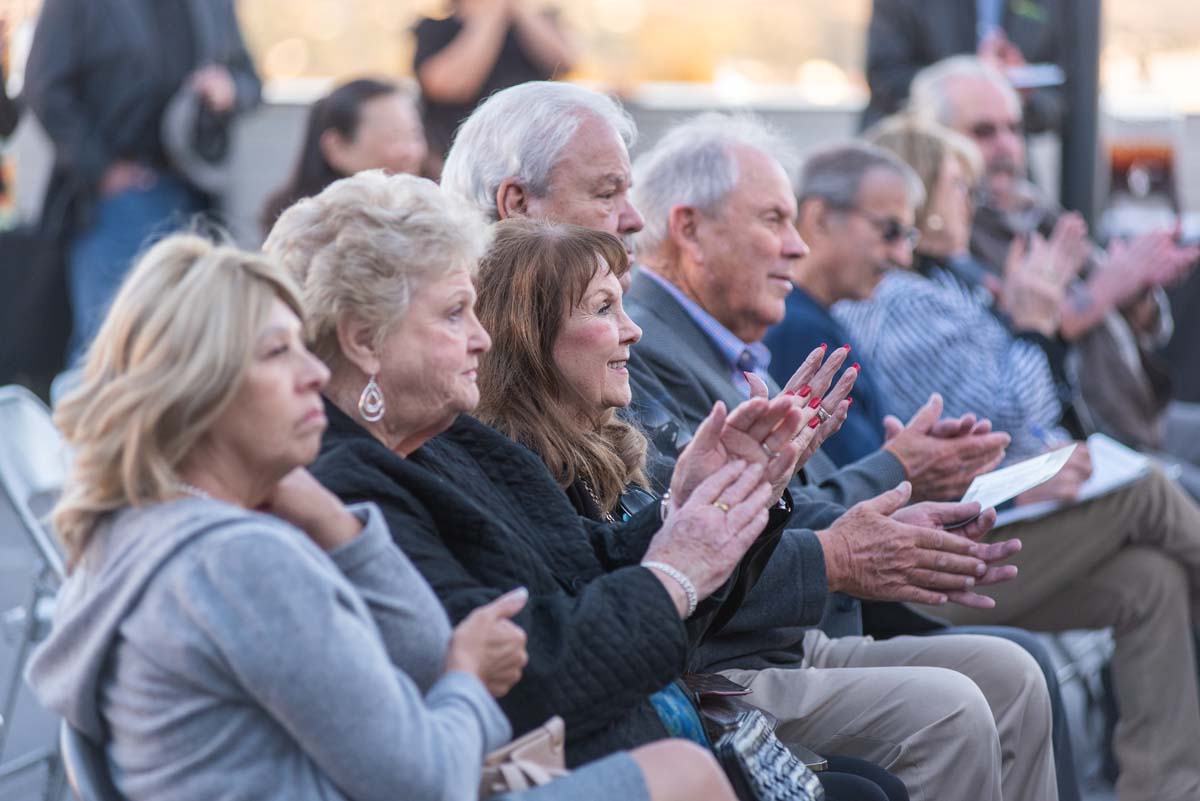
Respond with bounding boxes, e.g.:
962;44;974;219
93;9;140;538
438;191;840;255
2;0;1200;111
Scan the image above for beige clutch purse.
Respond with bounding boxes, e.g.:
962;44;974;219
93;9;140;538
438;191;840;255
479;716;569;798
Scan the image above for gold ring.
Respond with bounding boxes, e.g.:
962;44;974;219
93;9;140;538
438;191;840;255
713;501;731;513
815;407;831;423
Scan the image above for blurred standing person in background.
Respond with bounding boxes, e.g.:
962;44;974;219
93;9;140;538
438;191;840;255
261;79;427;235
23;0;260;361
414;0;576;173
0;16;20;208
862;0;1066;133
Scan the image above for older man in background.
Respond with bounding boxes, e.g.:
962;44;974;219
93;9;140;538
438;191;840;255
908;55;1200;497
628;108;1059;801
784;139;1200;801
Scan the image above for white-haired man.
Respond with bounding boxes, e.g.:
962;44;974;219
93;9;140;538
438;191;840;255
443;83;1058;801
908;55;1200;495
625;110;1057;801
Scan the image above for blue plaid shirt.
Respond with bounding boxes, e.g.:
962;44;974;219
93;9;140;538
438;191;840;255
640;268;773;399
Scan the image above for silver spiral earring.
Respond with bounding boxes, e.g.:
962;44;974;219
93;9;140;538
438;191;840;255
358;374;386;422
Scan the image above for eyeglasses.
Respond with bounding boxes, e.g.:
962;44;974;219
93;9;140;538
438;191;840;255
838;207;921;248
968;119;1024;141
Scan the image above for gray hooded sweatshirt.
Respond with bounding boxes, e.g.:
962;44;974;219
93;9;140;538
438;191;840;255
26;497;511;801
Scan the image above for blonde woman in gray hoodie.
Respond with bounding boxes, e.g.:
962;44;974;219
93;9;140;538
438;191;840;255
27;234;741;801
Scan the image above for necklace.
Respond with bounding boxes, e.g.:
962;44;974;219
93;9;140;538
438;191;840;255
175;482;213;501
581;479;616;523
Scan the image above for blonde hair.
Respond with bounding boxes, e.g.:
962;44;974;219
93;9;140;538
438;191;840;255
864;113;983;229
52;234;303;569
262;170;490;367
474;220;648;515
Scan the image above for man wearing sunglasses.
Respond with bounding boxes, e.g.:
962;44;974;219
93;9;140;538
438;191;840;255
910;55;1200;500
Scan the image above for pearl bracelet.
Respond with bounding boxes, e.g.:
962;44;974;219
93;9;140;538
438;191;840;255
642;560;698;618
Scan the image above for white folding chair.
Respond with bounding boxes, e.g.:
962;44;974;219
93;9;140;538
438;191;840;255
0;385;69;798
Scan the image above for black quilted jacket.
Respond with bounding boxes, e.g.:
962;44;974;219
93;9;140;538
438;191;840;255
312;401;690;766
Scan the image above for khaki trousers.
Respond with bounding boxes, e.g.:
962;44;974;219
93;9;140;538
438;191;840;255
923;469;1200;801
721;630;1057;801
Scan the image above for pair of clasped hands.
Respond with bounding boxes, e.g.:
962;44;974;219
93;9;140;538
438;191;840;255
640;344;1021;617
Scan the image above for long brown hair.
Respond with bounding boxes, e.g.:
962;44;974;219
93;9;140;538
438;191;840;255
475;219;648;514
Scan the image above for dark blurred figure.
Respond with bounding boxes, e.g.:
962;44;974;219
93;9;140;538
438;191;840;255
0;16;19;209
23;0;260;360
0;17;16;140
413;0;576;171
261;79;427;235
863;0;1066;133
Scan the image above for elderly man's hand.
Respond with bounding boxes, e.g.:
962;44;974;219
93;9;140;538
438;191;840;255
816;482;1019;608
891;500;1020;608
882;394;1010;502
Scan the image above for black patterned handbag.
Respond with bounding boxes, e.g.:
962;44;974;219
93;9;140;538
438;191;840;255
685;675;825;801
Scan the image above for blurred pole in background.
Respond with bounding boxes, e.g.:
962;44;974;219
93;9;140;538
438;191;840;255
1060;0;1101;225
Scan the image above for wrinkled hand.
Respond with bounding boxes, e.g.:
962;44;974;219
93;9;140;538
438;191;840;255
1130;231;1200;289
891;501;1020;608
745;343;859;473
1046;212;1090;285
1016;443;1092;505
669;398;804;507
190;64;237;113
646;461;774;611
260;467;363;551
999;234;1067;336
446;588;529;697
882;394;1010;501
817;482;1018;607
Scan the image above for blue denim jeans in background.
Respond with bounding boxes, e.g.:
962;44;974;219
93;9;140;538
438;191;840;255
67;171;205;360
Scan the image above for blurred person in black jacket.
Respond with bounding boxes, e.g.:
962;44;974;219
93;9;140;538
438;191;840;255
23;0;260;360
863;0;1066;133
413;0;575;170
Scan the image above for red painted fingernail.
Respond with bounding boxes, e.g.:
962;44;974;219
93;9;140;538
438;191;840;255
809;396;822;409
819;343;827;350
852;363;860;371
843;344;851;352
783;389;795;396
808;416;821;429
847;397;854;406
798;385;812;398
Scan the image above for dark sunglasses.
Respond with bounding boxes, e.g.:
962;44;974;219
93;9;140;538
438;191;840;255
969;119;1024;140
840;207;921;248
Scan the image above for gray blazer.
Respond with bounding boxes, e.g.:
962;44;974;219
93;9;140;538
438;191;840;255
624;271;931;660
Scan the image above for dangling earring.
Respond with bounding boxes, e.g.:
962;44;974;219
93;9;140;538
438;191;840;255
358;374;385;422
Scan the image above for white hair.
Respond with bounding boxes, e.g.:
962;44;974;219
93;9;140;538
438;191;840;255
909;55;1022;125
263;171;490;367
631;112;799;258
441;81;637;222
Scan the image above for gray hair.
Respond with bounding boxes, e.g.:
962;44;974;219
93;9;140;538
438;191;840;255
909;55;1022;126
797;141;926;211
631;112;799;258
441;81;637;222
263;170;490;367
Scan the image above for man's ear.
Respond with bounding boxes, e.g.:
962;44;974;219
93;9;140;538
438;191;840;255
666;204;705;264
496;178;528;221
335;314;382;377
797;198;831;244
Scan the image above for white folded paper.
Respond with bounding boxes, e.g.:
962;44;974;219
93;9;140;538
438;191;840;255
959;443;1078;512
